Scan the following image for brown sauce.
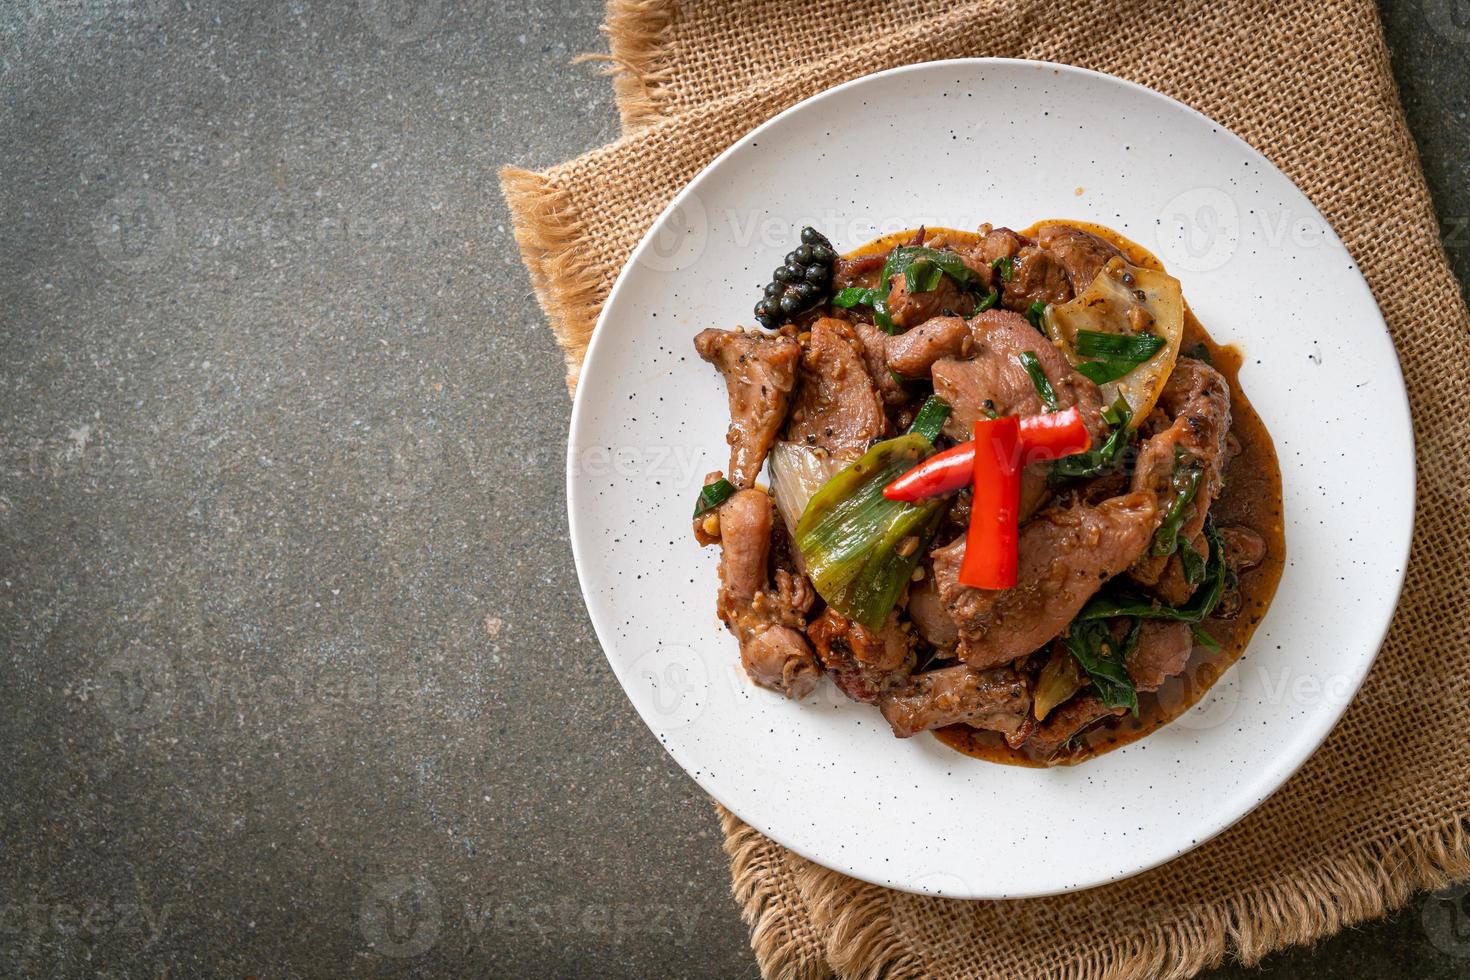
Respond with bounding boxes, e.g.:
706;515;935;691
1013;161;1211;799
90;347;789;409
847;223;1285;766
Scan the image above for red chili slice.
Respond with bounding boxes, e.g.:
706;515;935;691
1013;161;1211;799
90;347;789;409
958;416;1021;590
883;406;1090;502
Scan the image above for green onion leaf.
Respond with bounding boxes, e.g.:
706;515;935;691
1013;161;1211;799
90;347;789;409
991;255;1016;282
973;287;999;313
832;286;881;308
872;295;897;334
904;259;945;294
1074;359;1138;385
693;478;737;517
1075;329;1166;362
879;246;977;295
1025;300;1047;331
1019;351;1059;411
907;395;951;443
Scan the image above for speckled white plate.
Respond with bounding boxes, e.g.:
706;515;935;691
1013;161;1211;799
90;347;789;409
566;60;1414;898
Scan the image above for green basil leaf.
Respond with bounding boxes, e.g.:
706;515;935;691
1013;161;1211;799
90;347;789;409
1064;619;1139;713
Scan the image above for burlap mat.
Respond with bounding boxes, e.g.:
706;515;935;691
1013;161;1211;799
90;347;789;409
500;2;1470;976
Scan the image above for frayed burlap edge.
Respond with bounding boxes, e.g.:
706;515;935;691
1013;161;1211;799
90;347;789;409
498;166;605;392
723;812;1468;980
718;805;835;980
573;0;677;132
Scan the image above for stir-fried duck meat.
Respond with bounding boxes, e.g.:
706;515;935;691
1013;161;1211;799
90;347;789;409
714;488;821;698
1128;620;1194;693
807;608;915;704
931;492;1159;670
853;321;909;406
1129;358;1233;603
931;310;1105;443
695;328;800;488
886;268;976;330
693;220;1277;767
1024;694;1126;762
1034;223;1125;294
878;664;1032;741
886;315;972;380
784;317;888;455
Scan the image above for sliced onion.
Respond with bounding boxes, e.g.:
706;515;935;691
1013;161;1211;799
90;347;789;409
768;441;843;540
1042;260;1185;425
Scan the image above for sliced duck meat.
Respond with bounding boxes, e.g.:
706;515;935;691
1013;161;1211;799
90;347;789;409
931;310;1105;443
1128;620;1193;692
1001;244;1073;313
741;626;823;697
906;570;958;650
853;320;908;406
1034;224;1125;294
970;225;1025;266
886;315;972;380
785;317;887;455
714;488;820;698
694;327;801;488
1129;359;1233;602
1024;693;1126;763
833;249;889;289
886;269;976;331
878;664;1032;740
931;491;1159;670
1219;524;1267;573
807;608;915;704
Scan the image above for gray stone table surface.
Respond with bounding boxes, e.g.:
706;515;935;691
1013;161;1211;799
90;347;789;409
1;1;1466;977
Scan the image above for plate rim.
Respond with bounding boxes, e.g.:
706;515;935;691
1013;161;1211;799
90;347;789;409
565;57;1417;898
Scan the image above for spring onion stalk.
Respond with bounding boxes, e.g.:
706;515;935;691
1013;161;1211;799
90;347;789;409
795;433;949;631
908;395;951;443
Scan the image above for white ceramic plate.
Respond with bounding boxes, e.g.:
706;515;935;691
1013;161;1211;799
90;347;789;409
567;60;1414;898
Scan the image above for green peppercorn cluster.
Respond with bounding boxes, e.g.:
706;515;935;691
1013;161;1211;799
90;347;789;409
754;227;836;329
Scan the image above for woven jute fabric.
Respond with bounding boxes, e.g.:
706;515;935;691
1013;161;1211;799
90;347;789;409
501;1;1470;976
